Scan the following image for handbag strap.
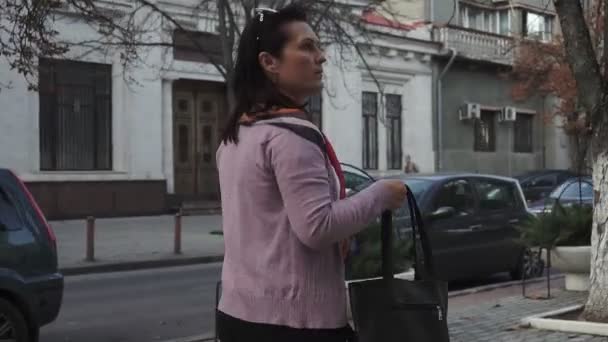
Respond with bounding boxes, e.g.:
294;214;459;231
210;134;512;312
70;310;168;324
381;185;436;281
381;210;394;280
405;186;436;280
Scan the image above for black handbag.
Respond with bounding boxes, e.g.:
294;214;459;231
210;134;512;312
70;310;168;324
348;186;450;342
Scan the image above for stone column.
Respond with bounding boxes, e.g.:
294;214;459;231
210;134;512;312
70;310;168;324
162;79;175;194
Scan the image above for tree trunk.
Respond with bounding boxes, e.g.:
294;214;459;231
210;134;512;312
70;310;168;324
552;0;608;322
583;150;608;322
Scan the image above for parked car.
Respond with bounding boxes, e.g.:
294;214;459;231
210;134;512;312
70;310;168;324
515;169;581;203
341;163;374;195
528;176;593;215
0;169;63;341
352;173;541;281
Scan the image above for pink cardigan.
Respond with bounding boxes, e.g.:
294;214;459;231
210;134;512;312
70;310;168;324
217;117;391;329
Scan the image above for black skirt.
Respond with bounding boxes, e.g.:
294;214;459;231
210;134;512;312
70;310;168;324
216;310;355;342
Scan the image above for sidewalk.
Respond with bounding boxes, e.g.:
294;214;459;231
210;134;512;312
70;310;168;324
448;279;602;341
52;215;224;275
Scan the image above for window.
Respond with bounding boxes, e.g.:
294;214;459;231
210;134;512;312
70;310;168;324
460;4;484;30
475;179;519;211
344;171;369;191
514;114;533;153
499;10;510;35
0;187;22;231
434;179;476;216
522;11;553;41
553;181;594;200
362;92;378;169
386;94;402;170
531;174;557;188
39;59;112;171
306;94;323;129
460;4;512;36
474;111;496;152
173;30;223;64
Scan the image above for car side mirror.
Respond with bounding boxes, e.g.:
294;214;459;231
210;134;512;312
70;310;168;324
428;207;456;221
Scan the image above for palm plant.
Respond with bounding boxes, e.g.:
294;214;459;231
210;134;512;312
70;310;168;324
518;203;592;249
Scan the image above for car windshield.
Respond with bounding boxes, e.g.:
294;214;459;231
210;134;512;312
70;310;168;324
550;179;593;200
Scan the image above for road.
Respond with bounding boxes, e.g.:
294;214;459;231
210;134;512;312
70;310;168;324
41;264;222;342
40;264;543;342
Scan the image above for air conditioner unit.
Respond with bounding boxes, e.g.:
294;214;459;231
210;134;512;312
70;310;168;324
459;103;481;121
500;106;517;122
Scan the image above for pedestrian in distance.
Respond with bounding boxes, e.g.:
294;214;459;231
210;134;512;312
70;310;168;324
403;154;419;174
215;4;407;342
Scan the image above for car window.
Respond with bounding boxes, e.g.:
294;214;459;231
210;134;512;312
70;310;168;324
553;181;593;200
0;187;24;231
0;173;43;234
474;179;519;211
530;173;557;187
344;171;369;190
434;179;476;216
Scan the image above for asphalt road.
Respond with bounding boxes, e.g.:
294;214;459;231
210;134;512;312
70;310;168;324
39;264;528;342
40;264;222;342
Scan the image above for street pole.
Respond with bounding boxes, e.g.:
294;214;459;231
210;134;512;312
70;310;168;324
174;212;182;255
86;216;95;262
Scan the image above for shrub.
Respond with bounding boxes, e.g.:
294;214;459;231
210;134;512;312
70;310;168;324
346;222;412;281
518;204;592;249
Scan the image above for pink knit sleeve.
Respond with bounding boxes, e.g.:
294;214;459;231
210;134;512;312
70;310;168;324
269;130;392;250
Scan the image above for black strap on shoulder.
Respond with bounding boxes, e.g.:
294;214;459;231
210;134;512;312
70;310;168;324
249;111;326;153
265;122;326;153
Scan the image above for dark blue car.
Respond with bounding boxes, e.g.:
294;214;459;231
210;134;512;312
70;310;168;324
353;173;542;281
528;176;594;215
0;169;63;341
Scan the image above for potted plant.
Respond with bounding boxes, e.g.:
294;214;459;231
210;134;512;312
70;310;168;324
518;203;592;291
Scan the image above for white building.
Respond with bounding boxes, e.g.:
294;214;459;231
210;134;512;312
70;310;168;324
0;1;436;219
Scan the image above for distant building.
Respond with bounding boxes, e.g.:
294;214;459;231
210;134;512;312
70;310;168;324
396;0;572;175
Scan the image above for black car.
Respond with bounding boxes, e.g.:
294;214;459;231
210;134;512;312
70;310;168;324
515;169;581;203
528;176;594;215
354;173;540;281
0;169;63;341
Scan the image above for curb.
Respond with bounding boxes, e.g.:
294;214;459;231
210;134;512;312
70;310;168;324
161;333;215;342
448;274;564;298
60;255;224;276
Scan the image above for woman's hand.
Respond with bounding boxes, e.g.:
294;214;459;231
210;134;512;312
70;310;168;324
383;180;408;210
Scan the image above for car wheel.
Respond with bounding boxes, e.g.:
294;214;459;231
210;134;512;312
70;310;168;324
0;298;30;342
510;248;545;280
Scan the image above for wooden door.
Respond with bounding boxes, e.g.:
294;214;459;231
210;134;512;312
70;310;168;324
195;93;221;200
173;92;196;195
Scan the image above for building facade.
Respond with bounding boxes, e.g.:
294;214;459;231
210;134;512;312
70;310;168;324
399;0;571;175
0;1;437;219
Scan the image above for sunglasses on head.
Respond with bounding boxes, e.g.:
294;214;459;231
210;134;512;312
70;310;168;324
254;7;278;22
254;7;278;41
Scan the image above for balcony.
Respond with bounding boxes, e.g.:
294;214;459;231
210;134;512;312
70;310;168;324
434;26;515;65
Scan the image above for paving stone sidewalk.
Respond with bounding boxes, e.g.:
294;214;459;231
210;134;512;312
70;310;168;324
51;215;224;274
449;289;603;341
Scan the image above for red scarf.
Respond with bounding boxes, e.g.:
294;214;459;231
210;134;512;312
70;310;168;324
239;108;346;199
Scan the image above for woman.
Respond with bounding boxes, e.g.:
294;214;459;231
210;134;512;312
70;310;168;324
216;4;407;342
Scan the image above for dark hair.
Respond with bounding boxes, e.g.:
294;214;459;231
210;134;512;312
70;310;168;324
221;4;309;144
